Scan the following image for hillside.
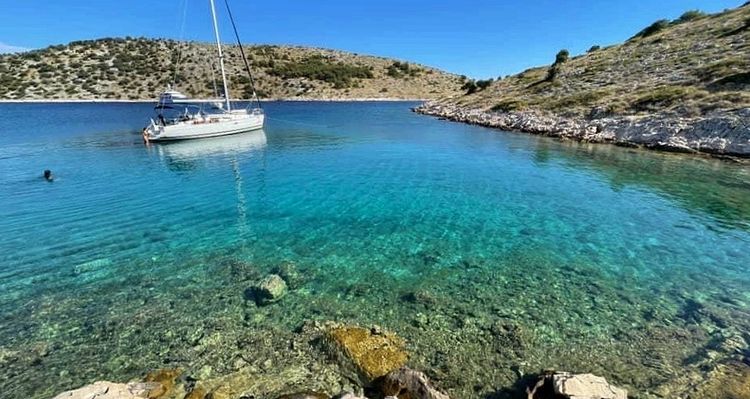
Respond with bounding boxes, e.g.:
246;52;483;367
418;4;750;157
0;38;463;100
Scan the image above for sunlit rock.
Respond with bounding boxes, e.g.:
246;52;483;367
324;324;408;385
379;367;450;399
52;381;159;399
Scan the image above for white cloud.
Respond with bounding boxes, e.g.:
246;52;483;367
0;42;31;54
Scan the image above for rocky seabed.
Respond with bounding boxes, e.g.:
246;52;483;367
414;102;750;157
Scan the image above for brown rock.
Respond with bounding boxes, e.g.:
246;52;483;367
690;361;750;399
324;325;408;385
184;385;207;399
144;368;182;398
379;367;449;399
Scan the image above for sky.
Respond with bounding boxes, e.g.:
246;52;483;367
0;0;743;78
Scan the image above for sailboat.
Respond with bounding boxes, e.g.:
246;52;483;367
143;0;265;142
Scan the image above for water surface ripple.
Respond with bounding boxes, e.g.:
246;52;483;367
0;102;749;398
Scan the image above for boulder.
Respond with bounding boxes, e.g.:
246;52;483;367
324;325;408;385
249;274;288;305
143;368;181;398
73;258;113;275
276;392;329;399
551;373;627;399
334;394;368;399
272;261;304;289
52;381;160;399
379;367;450;399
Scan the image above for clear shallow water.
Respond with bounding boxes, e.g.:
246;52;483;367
1;102;749;398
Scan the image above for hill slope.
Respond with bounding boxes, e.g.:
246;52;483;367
0;38;463;100
418;4;750;157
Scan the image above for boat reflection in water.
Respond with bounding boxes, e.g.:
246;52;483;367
150;129;267;174
149;129;268;238
151;129;267;164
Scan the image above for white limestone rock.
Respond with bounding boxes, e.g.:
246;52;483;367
552;373;627;399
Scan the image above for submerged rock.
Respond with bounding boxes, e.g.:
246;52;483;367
690;361;750;399
323;324;408;385
248;274;288;305
379;367;450;399
52;381;158;399
72;258;113;276
272;261;304;289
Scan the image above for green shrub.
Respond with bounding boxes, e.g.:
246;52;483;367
461;80;478;95
631;86;696;111
386;61;420;78
696;58;747;81
549;89;612;110
476;79;493;90
631;19;670;39
587;45;601;53
545;49;570;82
268;55;373;88
711;72;750;87
674;10;706;24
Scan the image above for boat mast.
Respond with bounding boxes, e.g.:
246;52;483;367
209;0;231;112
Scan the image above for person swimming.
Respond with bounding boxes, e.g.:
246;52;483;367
43;169;53;182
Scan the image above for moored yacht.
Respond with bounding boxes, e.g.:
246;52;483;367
143;0;264;142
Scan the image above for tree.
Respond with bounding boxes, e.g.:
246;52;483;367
546;49;570;82
461;80;478;95
555;49;570;64
631;19;670;40
674;10;706;24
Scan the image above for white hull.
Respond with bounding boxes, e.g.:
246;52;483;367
155;130;267;159
145;112;264;142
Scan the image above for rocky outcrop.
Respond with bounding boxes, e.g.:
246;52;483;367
379;367;450;399
51;381;163;399
415;102;750;157
552;373;627;399
323;325;408;385
526;372;627;399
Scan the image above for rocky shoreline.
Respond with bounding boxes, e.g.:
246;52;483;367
414;102;750;158
50;320;632;399
0;97;425;104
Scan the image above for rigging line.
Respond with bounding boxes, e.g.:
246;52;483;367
171;0;189;86
223;0;263;110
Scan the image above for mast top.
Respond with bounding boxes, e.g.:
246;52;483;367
209;0;231;112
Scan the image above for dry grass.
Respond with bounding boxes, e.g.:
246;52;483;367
456;4;750;117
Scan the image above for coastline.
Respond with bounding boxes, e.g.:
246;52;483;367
414;101;750;159
0;97;427;104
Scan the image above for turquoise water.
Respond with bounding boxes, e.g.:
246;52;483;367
1;102;749;398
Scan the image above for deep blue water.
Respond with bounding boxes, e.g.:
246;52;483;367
0;102;749;398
